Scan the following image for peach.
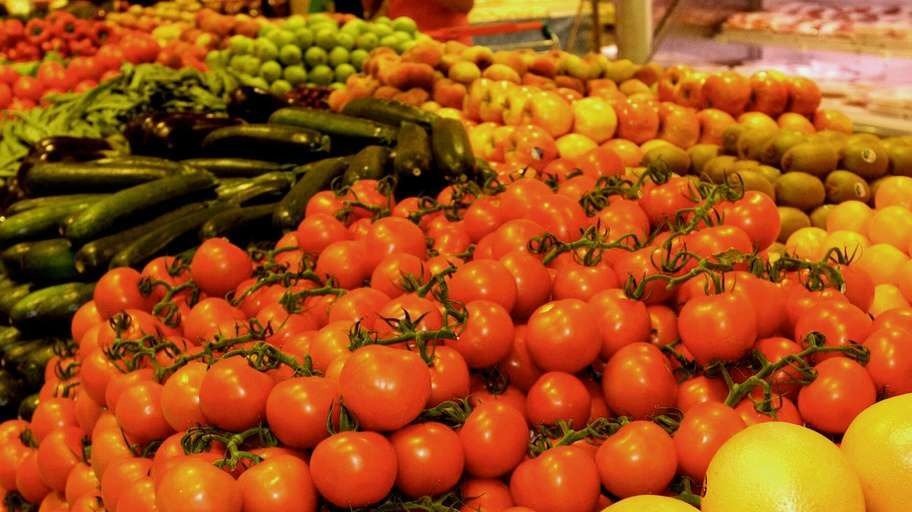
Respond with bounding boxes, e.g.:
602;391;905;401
528;90;574;138
572;97;617;144
380;62;436;91
813;109;853;134
673;71;708;110
738;112;778;133
492;50;527;75
615;97;660;144
482;64;521;84
528;54;558;78
402;41;443;68
747;70;789;117
703;71;751;116
448;61;482;84
522;73;556;89
619;79;651;96
462;46;494;67
697;108;736;145
786;76;821;116
554;76;585;94
393;88;430;106
658;103;700;148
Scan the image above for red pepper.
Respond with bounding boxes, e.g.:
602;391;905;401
6;19;25;41
53;14;81;40
25;19;52;45
69;39;96;57
90;24;114;46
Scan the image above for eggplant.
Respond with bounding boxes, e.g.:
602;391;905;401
227;86;290;123
125;113;240;160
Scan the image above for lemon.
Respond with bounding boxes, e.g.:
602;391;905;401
601;495;699;512
842;393;912;512
702;422;864;512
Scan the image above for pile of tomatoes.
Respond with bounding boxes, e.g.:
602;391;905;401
0;14;120;62
1;160;910;512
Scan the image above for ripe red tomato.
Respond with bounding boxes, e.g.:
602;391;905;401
499;249;552;320
601;342;677;419
326;287;390;329
863;327;912;397
793;299;872;358
459;478;514;512
427;345;471;406
160;361;206;432
722;191;780;250
526;299;601;373
190;238;252;298
93;268;155;319
390;422;464;498
673;402;746;481
460;402;529;478
13;75;44;103
638;177;699;226
797;357;876;434
525;371;591;428
498;325;544;392
266;376;339;449
734;395;803;426
115;381;172;445
237;454;317;512
551;263;619;302
181;298;246;344
678;291;758;364
30;397;76;443
65;462;98;503
364;216;427;264
589;289;651;358
90;414;134;481
463;196;504;243
596;421;677;497
113;477;156;512
156;458;241;512
0;83;13;110
100;457;152;511
447;259;518;312
510;445;600;512
315;240;372;289
676;375;729;412
199;357;274;431
35;426;83;492
447;300;514;368
310;431;397;507
370;252;428;298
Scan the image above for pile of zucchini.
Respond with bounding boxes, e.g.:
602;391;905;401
0;98;476;411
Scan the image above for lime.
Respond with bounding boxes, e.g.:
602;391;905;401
254;38;278;61
270;79;293;96
259;60;283;84
328;47;350;67
294;27;314;48
315;29;337;50
392;16;418;34
350;49;369;70
279;44;303;65
334;63;356;83
283;65;308;86
309;64;334;85
335;32;355;51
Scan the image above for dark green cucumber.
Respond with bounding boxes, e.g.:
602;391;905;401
1;242;34;269
15;342;56;387
92;156;186;170
341;98;437;127
0;199;97;244
2;339;46;363
217;172;294;206
201;124;331;160
110;202;233;268
182;158;289;177
23;162;181;193
17;393;39;421
5;194;108;216
65;172;217;241
269;107;398;145
394;121;435;195
343;146;391;186
200;203;278;240
9;282;94;331
20;239;76;283
274;156;349;229
0;327;21;353
431;117;476;179
0;283;31;318
75;202;211;275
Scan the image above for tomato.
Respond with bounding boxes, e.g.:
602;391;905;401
150;433;224;487
510;445;600;512
678;291;757;364
35;426;83;492
596;421;677;497
447;259;518;312
500;179;554;220
526;299;601;373
676;375;729;412
499;250;552;320
498;325;544;392
237;454;317;512
577;146;624;177
734;395;803;425
638;177;699;226
752;336;804;397
93;268;155;318
525;371;591;428
797;357;876;434
425;345;470;406
100;457;151;511
266;376;339;449
673;402;746;481
552;263;619;301
13;75;44;103
463;196;504;243
589;289;651;358
115;381;173;445
372;293;443;338
0;83;11;110
255;303;318;346
446;300;514;368
390;422;464;498
182;298;246;344
310;431;397;507
89;414;133;480
326;287;390;329
460;402;529;478
794;299;872;358
70;493;105;512
0;422;30;490
31;397;76;443
527;193;588;243
65;462;99;503
863;327;912;397
71;300;103;345
156;458;241;512
344;180;390;221
647;304;678;346
39;490;68;512
105;369;154;411
602;343;677;419
459;478;514;512
612;247;675;305
79;349;120;405
295;213;351;256
340;344;430;431
315;240;372;289
189;238;252;298
364;216;428;264
160;361;206;432
370;253;429;299
114;477;156;512
199;356;274;431
484;219;548;260
836;263;875;312
16;450;50;504
721;191;781;250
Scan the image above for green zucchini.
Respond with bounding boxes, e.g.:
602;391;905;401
92;155;186;170
341;98;437;127
75;202;211;275
16;343;56;387
217;172;294;206
269;107;398;146
0;370;24;419
2;339;46;363
0;199;97;244
5;194;108;216
182;158;290;178
343;146;391;186
110;202;233;268
0;327;21;353
10;282;94;331
273;156;349;229
394;121;435;195
201;124;331;161
17;392;39;421
200;203;278;240
23;162;179;193
0;283;31;318
20;239;76;283
431;117;476;179
1;242;34;269
65;172;217;241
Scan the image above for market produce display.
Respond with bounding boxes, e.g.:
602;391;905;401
0;11;911;512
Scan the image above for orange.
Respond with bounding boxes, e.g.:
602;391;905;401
866;205;912;250
869;284;911;316
785;227;827;261
875;176;912;209
602;496;699;512
702;422;864;512
842;393;912;512
826;200;873;233
854;243;909;285
555;133;598;160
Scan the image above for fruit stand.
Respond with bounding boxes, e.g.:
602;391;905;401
0;1;910;511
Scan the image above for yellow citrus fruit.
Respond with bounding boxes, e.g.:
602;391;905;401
875;176;912;210
601;495;700;512
555;133;598;160
867;205;912;250
822;230;869;258
854;243;909;285
841;393;912;512
870;283;911;316
702;422;865;512
785;226;827;260
827;200;873;233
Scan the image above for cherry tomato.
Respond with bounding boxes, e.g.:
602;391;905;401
427;345;471;406
589;289;651;358
190;238;253;298
182;298;246;344
448;259;518;312
160;361;206;432
447;300;515;368
115;381;172;445
370;253;429;298
596;421;677;497
793;299;872;358
498;325;544;392
93;268;155;318
676;375;729;412
30;397;76;443
155;458;241;512
315;240;372;289
16;450;50;504
500;249;553;320
266;376;339;449
863;327;912;397
199;356;274;432
674;402;746;481
678;291;757;364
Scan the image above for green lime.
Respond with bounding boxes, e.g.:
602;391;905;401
283;65;308;86
259;60;283;84
334;63;356;83
254;38;279;61
279;44;303;65
228;35;254;55
392;16;418;34
356;32;378;51
284;14;306;30
315;29;337;50
350;49;369;70
328;47;350;67
335;32;355;51
270;79;293;96
268;29;296;48
304;46;328;67
309;64;334;86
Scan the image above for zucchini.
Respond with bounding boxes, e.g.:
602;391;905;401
10;282;94;332
17;393;39;422
201;124;331;161
217;172;294;206
75;202;211;275
15;342;56;388
1;242;34;269
65;172;217;241
394;121;435;195
2;339;46;363
20;239;77;283
110;202;233;268
0;327;21;353
23;162;179;193
431;117;476;179
0;283;31;318
92;156;186;170
273;156;349;229
200;203;278;240
5;194;108;216
343;146;391;186
341;98;437;127
182;158;290;178
0;370;24;420
269;107;398;146
0;199;97;244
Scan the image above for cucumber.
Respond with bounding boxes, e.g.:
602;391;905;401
0;283;31;318
431;117;476;179
341;98;437;127
217;172;294;206
273;156;349;229
0;199;97;244
393;121;435;196
23;162;181;193
92;156;186;170
182;158;290;178
269;107;398;146
5;194;108;216
17;393;39;421
20;239;76;283
17;343;56;387
0;327;21;353
75;202;211;275
9;282;94;331
343;146;391;186
1;242;34;269
200;203;278;240
110;202;233;268
201;124;331;161
65;172;217;241
1;338;44;362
